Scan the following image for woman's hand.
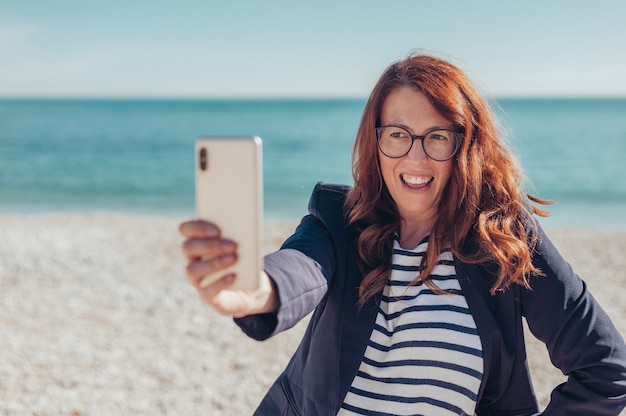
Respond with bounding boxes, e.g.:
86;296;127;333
179;220;279;318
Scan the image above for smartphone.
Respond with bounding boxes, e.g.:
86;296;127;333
195;136;263;290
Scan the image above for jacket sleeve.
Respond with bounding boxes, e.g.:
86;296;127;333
235;210;338;341
521;224;626;415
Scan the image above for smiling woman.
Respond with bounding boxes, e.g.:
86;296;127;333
375;87;456;248
179;54;626;415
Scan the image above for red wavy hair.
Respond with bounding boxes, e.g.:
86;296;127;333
345;54;549;305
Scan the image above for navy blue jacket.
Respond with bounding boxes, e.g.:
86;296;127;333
236;183;626;415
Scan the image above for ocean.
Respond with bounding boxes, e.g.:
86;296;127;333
1;98;625;229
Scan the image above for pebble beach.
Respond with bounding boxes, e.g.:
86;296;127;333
1;213;625;415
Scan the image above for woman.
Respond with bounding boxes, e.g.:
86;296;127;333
180;55;626;415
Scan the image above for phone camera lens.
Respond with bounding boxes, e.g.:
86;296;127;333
199;148;208;170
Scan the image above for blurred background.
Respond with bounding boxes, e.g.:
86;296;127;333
1;0;625;228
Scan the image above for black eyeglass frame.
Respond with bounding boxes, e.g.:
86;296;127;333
375;125;463;162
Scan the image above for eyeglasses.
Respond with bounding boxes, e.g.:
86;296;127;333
376;125;462;161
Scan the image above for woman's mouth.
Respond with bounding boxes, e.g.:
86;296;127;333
401;173;434;188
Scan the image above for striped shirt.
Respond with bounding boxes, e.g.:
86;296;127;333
338;237;483;416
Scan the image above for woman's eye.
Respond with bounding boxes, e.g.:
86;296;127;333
430;133;449;141
389;130;409;138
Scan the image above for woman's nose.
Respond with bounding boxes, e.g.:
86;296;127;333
405;138;429;162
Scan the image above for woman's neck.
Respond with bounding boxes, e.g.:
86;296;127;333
398;217;435;250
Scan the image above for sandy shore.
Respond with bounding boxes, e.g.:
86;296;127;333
0;213;625;415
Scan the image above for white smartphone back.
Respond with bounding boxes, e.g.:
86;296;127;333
195;136;263;290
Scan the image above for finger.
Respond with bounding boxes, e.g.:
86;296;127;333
178;220;220;239
182;238;237;260
198;273;236;300
186;254;238;286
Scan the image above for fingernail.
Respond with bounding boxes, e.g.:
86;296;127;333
220;254;237;266
221;240;236;250
204;224;219;237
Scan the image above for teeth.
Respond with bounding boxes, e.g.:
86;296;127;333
402;174;432;185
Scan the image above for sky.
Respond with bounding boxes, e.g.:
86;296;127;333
1;0;625;98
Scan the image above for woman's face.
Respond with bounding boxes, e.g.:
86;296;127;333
378;86;454;226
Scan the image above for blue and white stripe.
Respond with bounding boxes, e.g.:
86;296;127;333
338;238;483;416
